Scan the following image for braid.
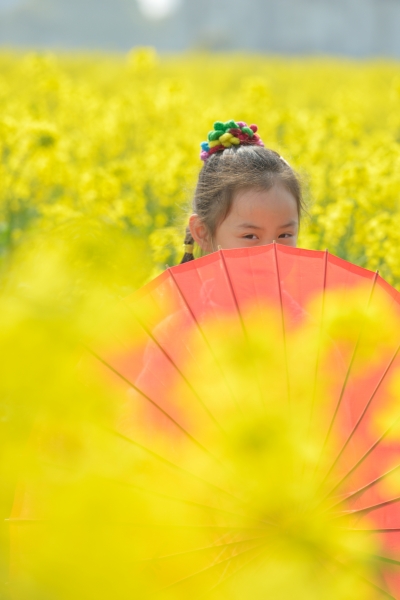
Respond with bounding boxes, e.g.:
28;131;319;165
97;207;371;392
180;226;195;264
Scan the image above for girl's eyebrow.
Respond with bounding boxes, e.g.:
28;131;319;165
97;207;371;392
236;223;264;230
237;220;298;230
279;220;298;228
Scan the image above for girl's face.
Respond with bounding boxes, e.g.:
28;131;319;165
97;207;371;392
190;183;299;252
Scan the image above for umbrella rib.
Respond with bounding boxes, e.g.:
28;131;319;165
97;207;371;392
328;465;400;510
302;249;328;484
322;270;379;449
7;519;47;523
361;580;396;599
7;519;259;531
322;343;400;483
106;464;277;530
108;429;279;525
166;268;242;414
344;569;395;599
331;496;400;518
34;451;237;513
157;539;268;594
346;528;400;533
319;546;395;599
121;298;226;435
85;346;224;467
218;249;264;407
323;417;399;498
199;545;270;598
108;427;244;506
373;555;400;567
137;535;268;563
218;250;245;333
310;249;329;426
273;241;290;403
108;477;269;526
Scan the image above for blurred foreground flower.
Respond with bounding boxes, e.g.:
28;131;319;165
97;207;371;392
7;245;400;599
0;217;151;597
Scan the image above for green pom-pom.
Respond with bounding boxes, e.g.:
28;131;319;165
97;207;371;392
224;119;238;130
208;130;222;141
213;121;225;131
241;126;254;137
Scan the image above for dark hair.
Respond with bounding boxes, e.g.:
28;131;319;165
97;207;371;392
180;145;305;264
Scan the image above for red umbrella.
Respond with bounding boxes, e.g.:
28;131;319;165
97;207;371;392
10;243;400;598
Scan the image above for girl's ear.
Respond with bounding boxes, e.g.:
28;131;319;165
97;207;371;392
189;214;212;252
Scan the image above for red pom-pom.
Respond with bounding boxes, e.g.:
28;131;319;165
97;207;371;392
208;144;224;156
235;131;250;142
250;124;258;133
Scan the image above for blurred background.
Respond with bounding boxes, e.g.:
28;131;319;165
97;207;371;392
1;0;400;56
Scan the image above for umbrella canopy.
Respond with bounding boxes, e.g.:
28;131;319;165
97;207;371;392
10;243;400;599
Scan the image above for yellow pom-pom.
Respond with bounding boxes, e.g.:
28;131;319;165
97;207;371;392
219;132;233;143
220;132;240;148
208;133;240;150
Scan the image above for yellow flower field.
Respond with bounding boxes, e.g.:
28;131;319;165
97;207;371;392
1;49;400;282
2;49;400;599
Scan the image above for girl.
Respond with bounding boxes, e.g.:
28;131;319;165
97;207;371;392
180;119;305;263
124;121;308;438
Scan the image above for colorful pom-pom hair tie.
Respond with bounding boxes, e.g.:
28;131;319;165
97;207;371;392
200;119;265;162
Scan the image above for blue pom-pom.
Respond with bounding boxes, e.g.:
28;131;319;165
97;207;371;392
201;141;210;151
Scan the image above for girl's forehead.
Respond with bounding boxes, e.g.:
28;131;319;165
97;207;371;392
230;185;299;219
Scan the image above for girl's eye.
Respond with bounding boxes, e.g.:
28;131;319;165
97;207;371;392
243;234;258;240
278;233;293;239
